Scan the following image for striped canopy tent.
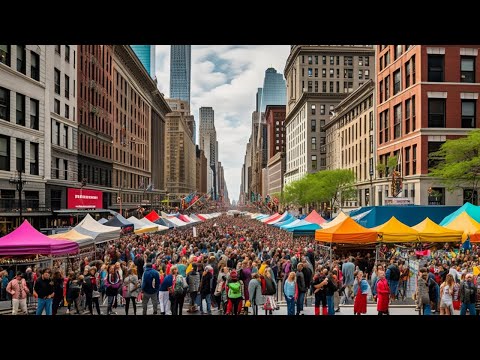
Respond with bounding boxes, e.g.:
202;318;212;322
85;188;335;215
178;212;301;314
373;216;419;243
256;214;269;220
315;216;377;244
74;214;121;244
443;212;480;241
190;214;203;222
196;214;207;221
412;217;463;242
145;210;161;222
268;212;289;225
274;214;296;227
280;219;303;230
320;211;348;229
165;216;188;227
262;213;280;223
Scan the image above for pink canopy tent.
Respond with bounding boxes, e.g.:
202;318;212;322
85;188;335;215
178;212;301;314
305;210;327;225
265;214;282;224
0;220;79;256
196;214;207;221
178;214;191;223
145;210;160;222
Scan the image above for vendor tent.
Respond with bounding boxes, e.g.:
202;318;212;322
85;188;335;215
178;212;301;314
138;218;169;232
320;211;348;229
373;216;418;243
127;216;159;234
440;202;480;226
412;218;463;242
49;229;95;247
75;214;121;244
190;214;203;222
315;217;377;244
443;212;480;240
268;212;289;225
0;220;79;255
274;215;296;228
104;214;134;228
261;213;279;223
281;219;303;230
98;218;108;224
165;216;188;227
196;214;207;221
288;220;321;235
145;210;161;222
178;214;192;223
304;210;327;225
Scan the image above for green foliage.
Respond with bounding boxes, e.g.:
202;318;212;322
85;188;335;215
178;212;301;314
429;130;480;198
283;169;355;207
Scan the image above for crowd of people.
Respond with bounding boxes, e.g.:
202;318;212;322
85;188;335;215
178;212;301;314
2;211;480;316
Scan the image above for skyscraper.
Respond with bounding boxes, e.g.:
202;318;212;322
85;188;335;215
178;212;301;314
259;68;286;112
199;107;218;198
170;45;191;103
130;45;156;78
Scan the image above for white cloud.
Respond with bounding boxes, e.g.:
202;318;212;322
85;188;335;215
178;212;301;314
155;45;290;202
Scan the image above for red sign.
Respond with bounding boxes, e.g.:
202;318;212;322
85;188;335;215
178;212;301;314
68;188;103;209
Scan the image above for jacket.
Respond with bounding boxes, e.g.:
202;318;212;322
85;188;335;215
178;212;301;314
296;270;306;293
200;272;212;296
187;271;200;292
142;267;160;294
6;278;29;300
159;274;173;292
124;274;140;298
376;278;390;312
353;278;369;295
248;278;264;306
460;280;477;304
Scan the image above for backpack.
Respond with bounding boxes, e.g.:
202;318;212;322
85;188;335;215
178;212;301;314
173;276;185;296
260;275;267;295
228;281;242;299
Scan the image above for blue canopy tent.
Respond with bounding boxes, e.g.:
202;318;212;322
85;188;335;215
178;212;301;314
256;214;269;220
274;215;296;228
281;219;303;230
289;222;321;236
440;202;480;226
349;205;460;228
154;217;174;229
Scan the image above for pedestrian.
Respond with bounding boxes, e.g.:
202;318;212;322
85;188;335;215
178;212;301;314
186;263;200;313
439;274;455;315
459;273;477;315
226;270;244;315
159;267;173;315
141;263;160;315
51;270;64;315
33;268;54;315
248;272;264;315
353;271;369;315
123;268;140;315
283;271;297;316
170;265;188;315
375;270;390;315
295;263;307;315
6;271;29;315
105;265;122;315
199;265;213;315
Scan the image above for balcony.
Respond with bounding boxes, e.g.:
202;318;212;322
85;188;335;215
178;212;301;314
0;199;50;213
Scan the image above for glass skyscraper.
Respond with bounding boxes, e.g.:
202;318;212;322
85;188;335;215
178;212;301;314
130;45;156;78
170;45;191;103
259;67;286;112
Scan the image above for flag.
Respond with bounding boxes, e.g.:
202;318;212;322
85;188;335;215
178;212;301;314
146;184;154;192
184;191;196;204
189;195;199;206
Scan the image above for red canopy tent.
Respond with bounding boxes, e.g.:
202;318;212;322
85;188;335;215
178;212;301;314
0;220;79;256
145;210;160;222
305;210;327;225
196;214;207;221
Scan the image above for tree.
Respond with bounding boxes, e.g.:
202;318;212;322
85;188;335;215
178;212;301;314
429;130;480;202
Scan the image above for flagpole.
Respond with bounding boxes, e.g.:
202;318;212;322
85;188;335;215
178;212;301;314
185;190;210;212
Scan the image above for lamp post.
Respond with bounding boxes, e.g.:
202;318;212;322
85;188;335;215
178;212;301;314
9;171;27;223
369;163;374;206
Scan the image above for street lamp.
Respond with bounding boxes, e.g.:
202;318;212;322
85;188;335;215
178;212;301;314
369;162;374;206
9;171;27;222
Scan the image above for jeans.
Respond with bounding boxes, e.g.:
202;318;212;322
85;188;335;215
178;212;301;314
422;303;431;315
327;295;335;315
200;294;211;314
142;292;158;315
36;298;52;315
460;302;476;315
296;292;305;314
107;295;116;314
286;295;296;315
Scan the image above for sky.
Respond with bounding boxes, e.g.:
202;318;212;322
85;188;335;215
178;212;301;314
155;45;290;202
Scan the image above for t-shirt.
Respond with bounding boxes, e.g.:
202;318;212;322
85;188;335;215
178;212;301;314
34;277;54;299
442;284;453;305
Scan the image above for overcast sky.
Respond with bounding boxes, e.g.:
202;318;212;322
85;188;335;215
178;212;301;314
155;45;290;202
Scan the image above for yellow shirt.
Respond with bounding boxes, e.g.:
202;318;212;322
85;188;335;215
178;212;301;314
259;263;267;275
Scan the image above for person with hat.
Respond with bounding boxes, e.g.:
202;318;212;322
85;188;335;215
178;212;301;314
6;271;29;315
225;270;244;315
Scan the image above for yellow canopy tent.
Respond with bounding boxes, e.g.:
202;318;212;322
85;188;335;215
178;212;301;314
315;216;377;244
373;216;419;243
443;212;480;241
49;229;94;247
320;211;348;229
412;217;463;242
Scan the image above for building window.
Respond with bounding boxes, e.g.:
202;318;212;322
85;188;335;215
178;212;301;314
461;56;475;83
322;56;326;65
358;56;363;66
308;81;313;92
405;98;411;134
30;51;40;81
379;80;383;103
411;55;416;84
53;120;60;145
308;56;312;64
322;69;326;78
384;109;390;142
393;104;402;139
16;93;25;126
320;120;325;130
315;55;318;64
329;82;334;92
54;68;60;94
393;69;401;95
64;125;69;148
312;137;316;150
344;56;353;66
359;70;363;80
30;98;39;130
54;99;60;114
385;75;390;99
320;105;325;115
30;142;38;175
302;68;304;77
311;119;316;132
16;45;26;74
0;87;9;121
55;158;60;179
0;135;9;171
365;56;369;66
428;187;445;205
329;69;334;78
314;81;318;92
405;61;411;88
329;56;334;65
308;68;312;77
65;74;70;99
0;45;10;66
311;104;316;115
16;139;25;172
344;68;353;79
65;45;70;63
428;141;445;170
412;95;416;131
322;81;326;92
55;45;61;55
65;104;69;119
365;70;370;80
428;98;446;127
314;68;318;78
385;51;390;66
405;147;410;176
412;144;417;175
462;100;476;128
394;45;402;60
312;155;317;170
320;136;326;145
463;189;478;205
64;159;68;180
369;134;373;154
428;55;444;82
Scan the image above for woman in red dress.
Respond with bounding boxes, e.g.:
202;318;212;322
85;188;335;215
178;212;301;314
376;270;390;315
353;270;368;315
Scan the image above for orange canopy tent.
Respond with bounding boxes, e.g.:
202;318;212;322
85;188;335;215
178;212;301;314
412;217;463;243
320;211;348;229
315;216;378;244
470;232;480;243
304;210;327;225
373;216;418;243
443;212;480;242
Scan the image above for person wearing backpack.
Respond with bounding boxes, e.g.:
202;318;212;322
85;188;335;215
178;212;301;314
170;265;188;316
123;268;140;315
186;263;200;313
353;271;369;315
459;273;477;315
226;270;244;315
66;272;81;315
386;259;400;301
141;263;160;315
198;265;213;315
248;273;264;315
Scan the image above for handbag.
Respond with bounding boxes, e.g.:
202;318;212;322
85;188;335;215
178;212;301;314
92;290;101;298
263;296;273;311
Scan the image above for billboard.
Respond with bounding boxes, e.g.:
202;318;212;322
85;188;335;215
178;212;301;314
68;188;103;209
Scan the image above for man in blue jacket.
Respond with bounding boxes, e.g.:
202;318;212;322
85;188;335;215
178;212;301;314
141;263;160;315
